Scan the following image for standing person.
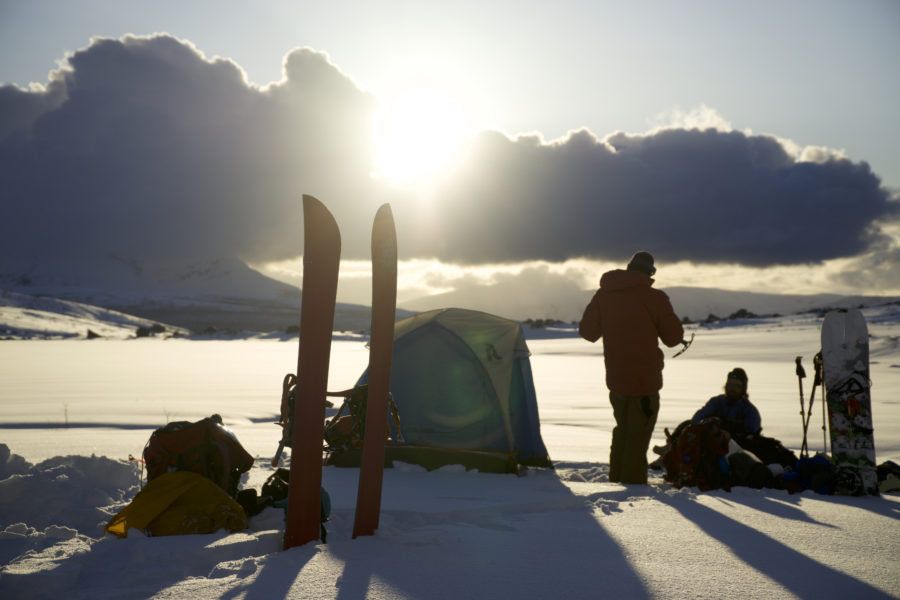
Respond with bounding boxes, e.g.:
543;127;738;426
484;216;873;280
579;251;685;483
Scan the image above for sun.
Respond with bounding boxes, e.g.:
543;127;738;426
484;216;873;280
373;89;467;185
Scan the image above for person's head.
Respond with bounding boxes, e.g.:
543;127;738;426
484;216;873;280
724;368;748;399
626;251;656;276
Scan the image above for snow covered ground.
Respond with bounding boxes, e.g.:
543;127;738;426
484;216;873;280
2;305;899;599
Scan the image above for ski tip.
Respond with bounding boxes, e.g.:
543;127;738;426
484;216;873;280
372;203;397;242
375;203;393;220
302;194;324;208
302;194;338;220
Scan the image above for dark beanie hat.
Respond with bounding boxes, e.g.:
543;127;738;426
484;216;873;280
727;368;748;386
627;251;656;276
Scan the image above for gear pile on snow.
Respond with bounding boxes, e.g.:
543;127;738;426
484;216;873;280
106;415;254;538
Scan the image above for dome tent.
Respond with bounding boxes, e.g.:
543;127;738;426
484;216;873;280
330;308;551;473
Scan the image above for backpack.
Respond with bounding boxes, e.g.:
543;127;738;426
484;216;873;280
274;373;402;458
236;467;332;542
739;434;798;469
778;453;835;494
662;419;732;491
323;384;370;451
877;460;900;493
273;373;336;458
727;450;776;489
143;414;254;497
323;384;403;452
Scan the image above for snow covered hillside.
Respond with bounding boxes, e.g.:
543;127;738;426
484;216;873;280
0;290;187;340
1;304;899;598
1;256;303;333
0;289;407;339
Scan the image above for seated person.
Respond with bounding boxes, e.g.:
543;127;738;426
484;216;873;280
654;367;796;470
691;367;760;445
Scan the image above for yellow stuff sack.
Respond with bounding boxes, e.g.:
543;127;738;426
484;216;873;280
106;471;247;538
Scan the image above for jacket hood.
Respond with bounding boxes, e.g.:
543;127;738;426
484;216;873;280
599;269;654;291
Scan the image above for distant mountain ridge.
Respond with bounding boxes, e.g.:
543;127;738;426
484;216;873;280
661;287;899;322
3;253;897;331
399;283;900;322
1;254;298;304
0;254;398;332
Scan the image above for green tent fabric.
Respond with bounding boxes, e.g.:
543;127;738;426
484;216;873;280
349;308;551;471
105;471;247;538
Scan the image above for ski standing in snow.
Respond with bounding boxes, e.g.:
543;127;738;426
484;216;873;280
353;203;398;538
821;309;878;495
283;195;342;549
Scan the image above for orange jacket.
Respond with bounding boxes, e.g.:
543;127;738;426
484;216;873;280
579;269;684;395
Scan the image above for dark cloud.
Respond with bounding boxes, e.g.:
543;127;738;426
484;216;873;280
401;128;898;266
0;76;66;140
0;34;383;270
1;34;896;276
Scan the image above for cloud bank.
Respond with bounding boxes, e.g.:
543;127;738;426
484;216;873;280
1;34;382;268
1;34;896;275
408;128;896;266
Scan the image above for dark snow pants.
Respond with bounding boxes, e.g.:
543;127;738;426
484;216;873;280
609;392;659;484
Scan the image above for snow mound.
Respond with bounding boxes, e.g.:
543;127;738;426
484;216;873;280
0;446;139;537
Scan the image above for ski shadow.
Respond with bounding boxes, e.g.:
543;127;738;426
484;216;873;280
815;490;900;520
328;468;649;600
719;486;900;523
656;492;894;598
233;544;319;600
239;463;651;600
698;489;839;528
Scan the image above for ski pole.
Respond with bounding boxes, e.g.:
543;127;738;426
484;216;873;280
795;356;806;455
800;378;816;457
800;360;822;457
815;352;827;453
800;350;823;457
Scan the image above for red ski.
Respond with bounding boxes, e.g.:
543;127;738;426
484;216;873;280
283;195;341;549
353;203;398;538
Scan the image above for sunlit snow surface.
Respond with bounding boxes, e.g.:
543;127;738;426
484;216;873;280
1;306;899;599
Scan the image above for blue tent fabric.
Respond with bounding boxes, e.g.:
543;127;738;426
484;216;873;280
509;355;547;464
355;308;550;469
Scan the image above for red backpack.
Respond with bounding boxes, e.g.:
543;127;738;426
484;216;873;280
143;414;254;497
663;420;732;491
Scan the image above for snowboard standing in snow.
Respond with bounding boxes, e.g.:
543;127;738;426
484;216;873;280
283;195;342;549
821;308;878;495
353;204;398;538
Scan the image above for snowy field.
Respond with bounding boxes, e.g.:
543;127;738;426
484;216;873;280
2;308;900;599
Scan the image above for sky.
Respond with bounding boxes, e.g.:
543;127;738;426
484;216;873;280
2;0;900;306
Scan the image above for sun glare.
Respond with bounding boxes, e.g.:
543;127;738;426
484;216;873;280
373;90;466;185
